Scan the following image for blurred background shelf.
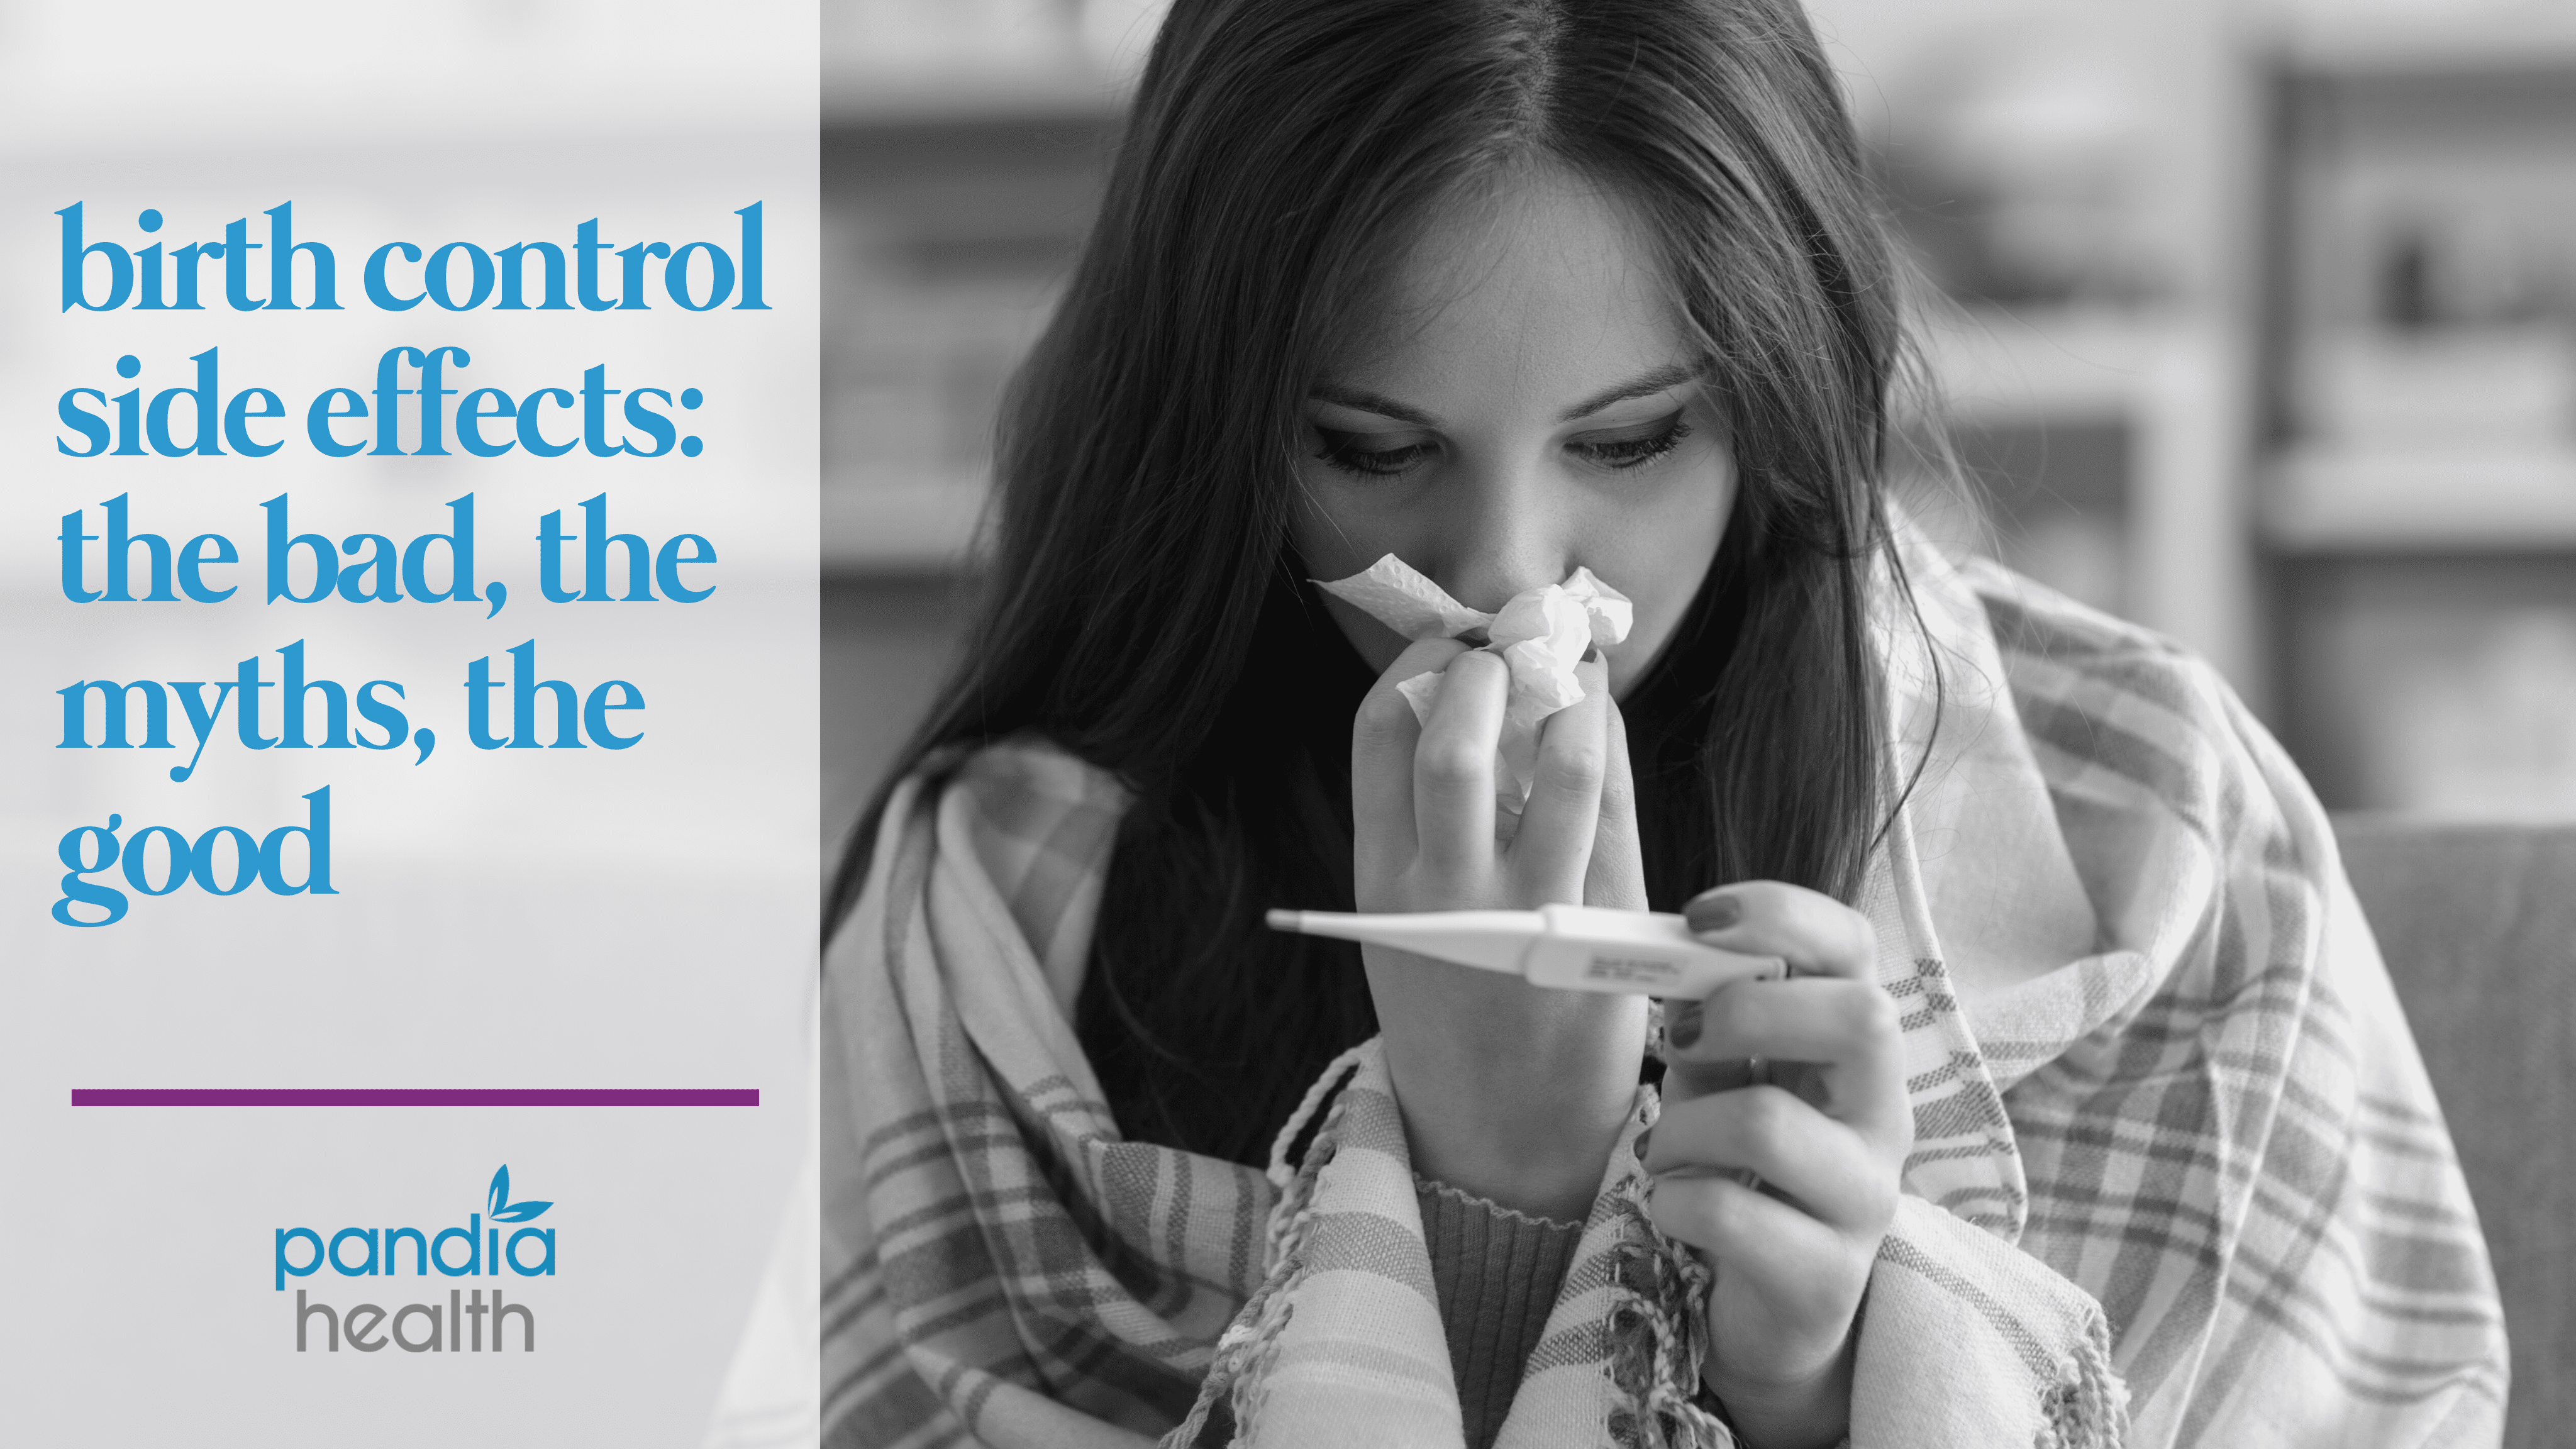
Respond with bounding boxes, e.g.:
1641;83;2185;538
816;0;1145;824
823;476;988;572
2256;12;2576;821
819;6;1120;576
2267;448;2576;553
821;0;1150;125
823;66;1128;128
2277;6;2576;74
1911;313;2248;661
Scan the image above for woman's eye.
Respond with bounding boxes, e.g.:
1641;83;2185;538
1312;428;1436;478
1572;414;1692;470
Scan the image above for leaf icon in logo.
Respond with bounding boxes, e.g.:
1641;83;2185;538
486;1164;553;1222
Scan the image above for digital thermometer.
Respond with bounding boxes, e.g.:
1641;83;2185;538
1265;903;1784;997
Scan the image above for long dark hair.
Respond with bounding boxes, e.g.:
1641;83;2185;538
830;0;1914;1167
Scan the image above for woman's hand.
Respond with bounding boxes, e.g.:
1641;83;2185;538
1351;638;1650;1221
1640;882;1909;1449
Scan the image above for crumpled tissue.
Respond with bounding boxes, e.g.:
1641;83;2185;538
1318;554;1632;828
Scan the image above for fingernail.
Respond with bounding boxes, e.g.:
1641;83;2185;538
1667;1002;1702;1050
1632;1128;1652;1162
1686;893;1741;934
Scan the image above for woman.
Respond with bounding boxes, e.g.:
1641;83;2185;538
818;2;2506;1446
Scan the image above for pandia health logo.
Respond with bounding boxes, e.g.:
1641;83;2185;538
275;1165;557;1353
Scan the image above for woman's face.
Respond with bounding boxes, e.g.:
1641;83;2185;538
1291;165;1732;699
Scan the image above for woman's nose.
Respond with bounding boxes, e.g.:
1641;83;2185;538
1433;454;1571;612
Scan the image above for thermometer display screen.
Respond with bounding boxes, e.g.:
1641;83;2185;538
1584;955;1680;985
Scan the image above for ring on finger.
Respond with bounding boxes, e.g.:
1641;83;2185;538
1740;1057;1768;1191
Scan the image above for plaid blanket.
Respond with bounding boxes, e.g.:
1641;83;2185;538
814;536;2506;1447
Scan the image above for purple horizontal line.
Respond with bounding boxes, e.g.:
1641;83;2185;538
70;1089;758;1108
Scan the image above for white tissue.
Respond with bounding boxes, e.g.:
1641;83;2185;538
1312;553;1497;641
1317;555;1633;828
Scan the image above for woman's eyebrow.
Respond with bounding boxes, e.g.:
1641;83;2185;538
1306;382;1440;428
1558;362;1703;422
1307;362;1702;428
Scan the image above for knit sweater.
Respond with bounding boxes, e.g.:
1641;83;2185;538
1414;1176;1588;1449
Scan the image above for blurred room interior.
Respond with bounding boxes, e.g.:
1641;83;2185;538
815;4;2574;1437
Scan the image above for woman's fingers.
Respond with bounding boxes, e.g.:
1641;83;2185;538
1663;978;1907;1144
1657;883;1907;1150
1682;880;1879;980
1352;637;1472;873
1584;691;1645;912
1668;979;1896;1065
1357;639;1635;903
1411;648;1509;875
1511;657;1609;902
1646;1168;1854;1307
1640;1086;1896;1233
